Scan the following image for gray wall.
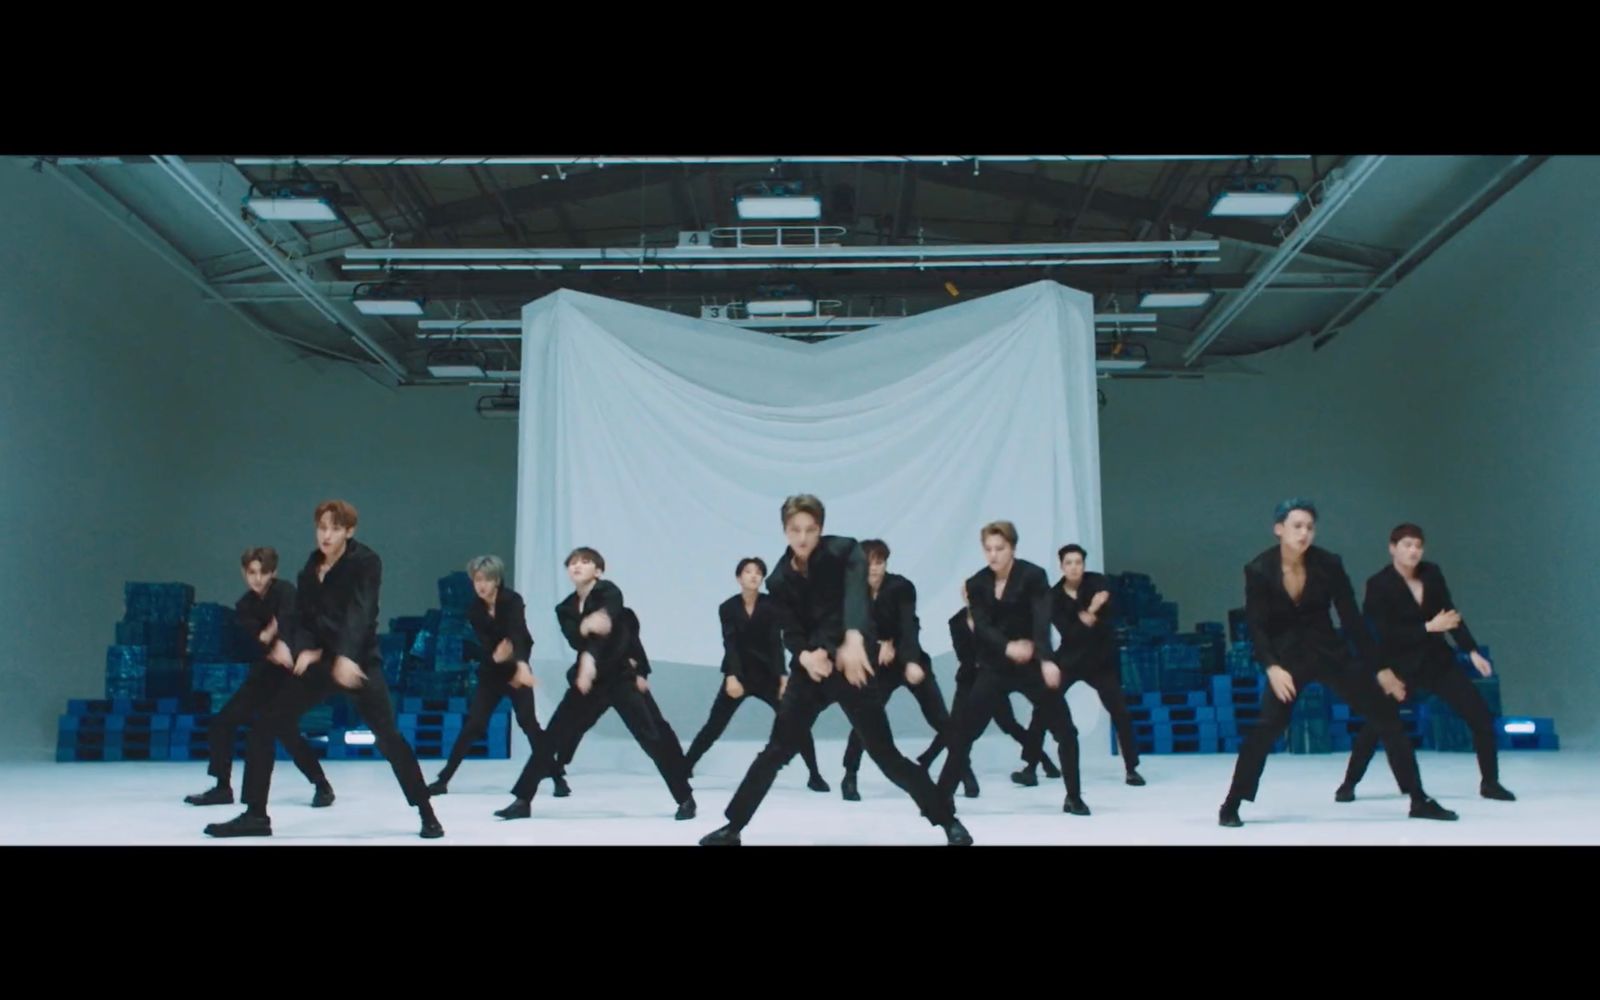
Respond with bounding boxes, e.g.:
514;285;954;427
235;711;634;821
0;162;516;756
4;155;1595;754
1099;155;1600;747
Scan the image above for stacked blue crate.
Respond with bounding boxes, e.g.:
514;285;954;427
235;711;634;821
1226;642;1258;680
1157;642;1204;692
1227;608;1250;644
105;645;149;700
1287;683;1333;754
438;572;476;613
191;662;251;702
1120;646;1160;695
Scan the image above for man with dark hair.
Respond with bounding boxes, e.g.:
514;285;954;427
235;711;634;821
205;501;442;839
838;539;968;802
1015;543;1146;788
934;521;1091;817
184;547;333;809
1219;500;1457;827
495;548;695;821
682;557;829;791
1336;524;1513;803
700;495;970;846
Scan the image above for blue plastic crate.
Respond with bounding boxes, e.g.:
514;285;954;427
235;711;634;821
122;582;196;623
438;572;476;613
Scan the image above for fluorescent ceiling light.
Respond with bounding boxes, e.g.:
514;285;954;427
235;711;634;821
1096;358;1149;371
1139;291;1213;308
735;195;822;220
1209;190;1302;217
246;197;338;222
746;298;814;316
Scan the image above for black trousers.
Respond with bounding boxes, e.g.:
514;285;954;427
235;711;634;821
437;666;553;784
935;663;1082;799
1021;662;1141;769
1343;656;1498;788
511;672;691;805
1227;648;1425;803
242;663;428;810
842;660;958;776
685;676;822;777
208;663;326;788
724;667;955;829
950;667;1031;757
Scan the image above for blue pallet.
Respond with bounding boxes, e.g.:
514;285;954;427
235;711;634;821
1138;690;1208;709
1499;733;1559;751
59;713;173;732
399;696;471;714
1115;735;1221;756
1130;721;1219;740
67;696;198;716
1213;704;1265;725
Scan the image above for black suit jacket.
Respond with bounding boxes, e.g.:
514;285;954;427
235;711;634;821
555;579;637;676
468;587;535;674
1244;545;1379;674
235;579;296;661
766;535;876;662
289;539;382;670
1051;571;1117;672
719;593;788;683
1364;562;1479;678
965;560;1054;671
870;572;926;666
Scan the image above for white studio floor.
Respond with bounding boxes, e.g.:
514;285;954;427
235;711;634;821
2;738;1594;846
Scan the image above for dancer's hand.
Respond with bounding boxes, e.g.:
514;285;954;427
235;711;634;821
799;649;832;682
1377;668;1407;702
1426;609;1462;633
511;662;535;689
1006;639;1035;663
259;617;279;645
1266;665;1296;703
576;653;598;694
838;632;874;688
268;640;293;670
1088;591;1110;614
1041;660;1062;690
1469;650;1493;677
878;639;896;667
905;661;926;686
725;676;746;699
293;649;322;676
636;676;650;693
1078;610;1098;627
493;638;514;663
581;610;612;636
331;655;367;690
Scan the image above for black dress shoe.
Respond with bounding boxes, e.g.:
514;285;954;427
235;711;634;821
204;811;271;838
419;806;444;839
185;785;234;807
1125;770;1146;787
1011;767;1039;787
1409;797;1459;821
1219;801;1243;827
1063;795;1091;816
1334;783;1356;803
1481;782;1516;802
495;798;532;820
699;824;742;846
944;818;974;847
1039;757;1062;779
675;795;697;821
841;772;861;801
425;780;449;797
807;772;831;793
311;783;336;808
552;776;572;798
